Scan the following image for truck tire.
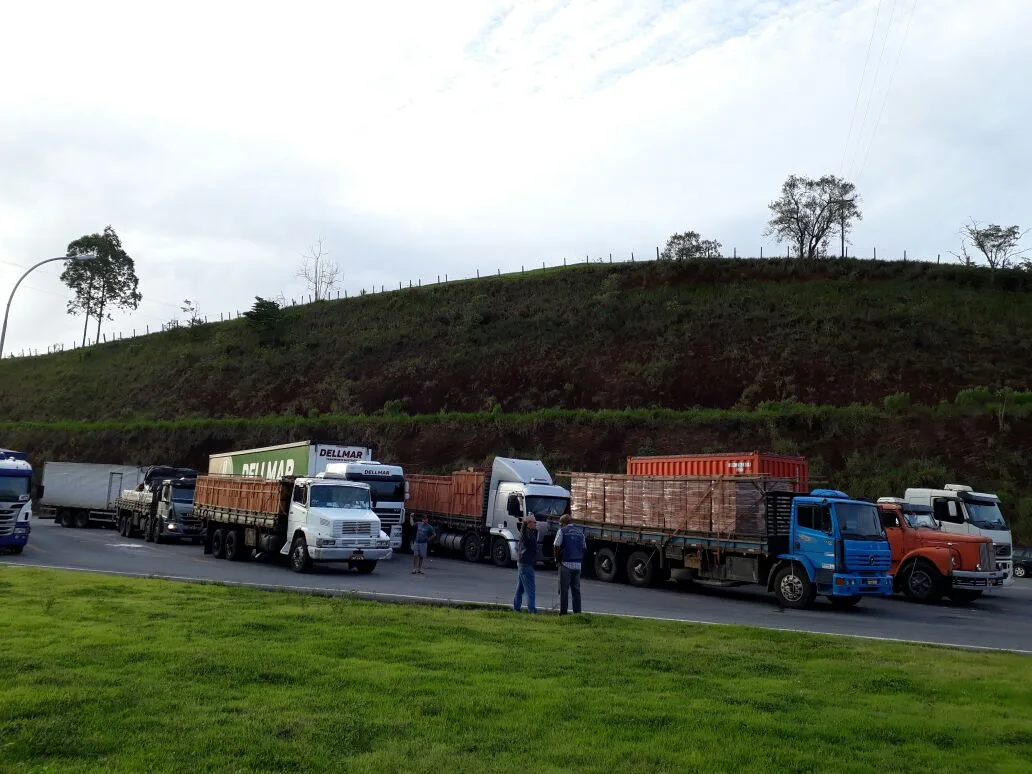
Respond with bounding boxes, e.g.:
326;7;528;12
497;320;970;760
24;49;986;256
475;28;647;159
289;535;311;573
224;529;246;561
901;560;944;604
490;537;512;567
626;550;657;588
74;511;89;529
829;595;862;609
773;565;817;609
462;532;481;563
211;528;226;559
353;560;377;574
59;510;73;528
593;547;620;583
947;590;983;605
145;518;155;543
10;545;24;555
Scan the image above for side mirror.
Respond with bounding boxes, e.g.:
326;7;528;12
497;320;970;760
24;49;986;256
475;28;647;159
371;495;378;508
506;494;522;517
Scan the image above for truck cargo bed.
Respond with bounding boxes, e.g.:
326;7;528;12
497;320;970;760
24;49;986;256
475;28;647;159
193;504;284;531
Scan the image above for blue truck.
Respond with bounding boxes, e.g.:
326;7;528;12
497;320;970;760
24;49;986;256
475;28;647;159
0;449;33;554
564;473;894;609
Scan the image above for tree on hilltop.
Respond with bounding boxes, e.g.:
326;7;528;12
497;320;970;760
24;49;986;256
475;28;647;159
764;174;862;259
952;220;1029;271
61;226;142;346
660;231;722;260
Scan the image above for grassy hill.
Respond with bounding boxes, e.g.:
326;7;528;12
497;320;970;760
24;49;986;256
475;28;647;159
2;257;1032;538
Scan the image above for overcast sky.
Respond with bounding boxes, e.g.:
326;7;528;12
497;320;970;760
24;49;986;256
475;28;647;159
1;0;1029;357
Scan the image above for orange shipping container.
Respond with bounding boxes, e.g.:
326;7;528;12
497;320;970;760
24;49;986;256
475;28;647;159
626;452;809;493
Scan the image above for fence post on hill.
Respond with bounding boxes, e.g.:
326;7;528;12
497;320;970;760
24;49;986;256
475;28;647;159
760;247;763;258
903;250;907;263
733;248;737;258
937;254;940;264
874;247;877;260
630;252;634;262
655;246;659;260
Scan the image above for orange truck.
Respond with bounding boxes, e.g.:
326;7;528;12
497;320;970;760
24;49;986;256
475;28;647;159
876;498;1006;604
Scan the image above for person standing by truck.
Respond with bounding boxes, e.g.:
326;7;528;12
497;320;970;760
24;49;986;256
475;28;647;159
411;514;435;574
513;514;539;613
553;513;586;614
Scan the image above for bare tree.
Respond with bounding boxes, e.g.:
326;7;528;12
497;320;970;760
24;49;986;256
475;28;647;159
951;220;1029;270
297;238;341;301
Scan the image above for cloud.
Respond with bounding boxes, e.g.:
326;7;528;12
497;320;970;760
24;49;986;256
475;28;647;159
1;0;1031;355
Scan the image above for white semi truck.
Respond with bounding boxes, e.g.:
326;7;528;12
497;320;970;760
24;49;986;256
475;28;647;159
904;484;1014;584
195;470;392;573
0;449;33;554
37;461;147;528
322;461;407;550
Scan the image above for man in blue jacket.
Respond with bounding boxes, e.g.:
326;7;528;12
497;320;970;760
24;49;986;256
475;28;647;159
513;514;539;613
553;513;586;614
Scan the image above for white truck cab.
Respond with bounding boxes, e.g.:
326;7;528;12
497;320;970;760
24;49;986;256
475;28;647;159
323;461;407;550
487;458;571;563
904;484;1014;584
283;475;392;567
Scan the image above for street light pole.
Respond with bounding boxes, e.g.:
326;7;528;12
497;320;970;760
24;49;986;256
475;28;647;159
1;253;98;359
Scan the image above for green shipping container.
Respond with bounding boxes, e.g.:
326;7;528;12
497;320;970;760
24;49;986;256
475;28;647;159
208;441;373;480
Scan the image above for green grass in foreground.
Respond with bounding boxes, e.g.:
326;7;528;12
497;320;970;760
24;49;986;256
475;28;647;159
0;568;1029;773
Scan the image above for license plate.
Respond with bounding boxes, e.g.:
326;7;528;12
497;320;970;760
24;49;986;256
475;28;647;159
350;551;364;559
865;579;879;586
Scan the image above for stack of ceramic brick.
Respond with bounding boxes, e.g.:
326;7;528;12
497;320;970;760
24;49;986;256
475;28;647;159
570;473;792;536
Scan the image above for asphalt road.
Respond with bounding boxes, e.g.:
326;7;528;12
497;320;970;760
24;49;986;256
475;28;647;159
5;518;1032;653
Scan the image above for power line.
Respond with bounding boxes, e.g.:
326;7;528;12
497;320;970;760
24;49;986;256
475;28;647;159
856;0;918;183
847;0;899;179
839;0;885;176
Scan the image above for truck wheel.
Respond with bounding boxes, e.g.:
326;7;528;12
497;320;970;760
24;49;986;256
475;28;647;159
626;550;657;588
462;532;481;563
289;535;311;573
773;565;817;609
74;511;89;529
902;560;944;604
10;545;24;555
224;529;246;561
59;510;73;528
211;528;226;559
829;595;862;609
144;518;155;543
594;547;620;583
947;590;983;605
154;525;166;545
353;561;377;574
490;537;511;567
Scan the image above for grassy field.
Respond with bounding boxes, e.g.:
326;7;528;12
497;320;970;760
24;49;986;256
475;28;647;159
0;568;1030;773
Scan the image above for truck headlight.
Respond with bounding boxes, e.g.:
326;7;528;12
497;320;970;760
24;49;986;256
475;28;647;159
377;539;390;548
317;538;336;547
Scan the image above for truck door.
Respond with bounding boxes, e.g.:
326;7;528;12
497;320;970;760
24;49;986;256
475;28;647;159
932;497;967;536
107;473;124;508
878;507;904;572
793;502;836;581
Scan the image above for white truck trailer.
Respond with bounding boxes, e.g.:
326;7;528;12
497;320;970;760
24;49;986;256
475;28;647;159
38;461;147;528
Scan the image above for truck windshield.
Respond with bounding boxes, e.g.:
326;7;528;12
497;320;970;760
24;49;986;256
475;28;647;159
525;496;569;519
836;503;884;539
0;476;30;501
172;487;195;503
962;499;1007;530
903;511;939;530
364;480;405;502
310;485;370;510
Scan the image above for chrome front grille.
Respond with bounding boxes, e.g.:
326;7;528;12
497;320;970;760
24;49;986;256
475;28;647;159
374;509;402;528
0;512;14;536
979;543;996;571
334;521;374;538
995;543;1011;558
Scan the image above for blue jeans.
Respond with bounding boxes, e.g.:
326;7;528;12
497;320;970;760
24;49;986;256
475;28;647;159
513;564;537;613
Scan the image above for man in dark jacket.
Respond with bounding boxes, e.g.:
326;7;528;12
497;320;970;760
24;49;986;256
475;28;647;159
513;514;539;613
